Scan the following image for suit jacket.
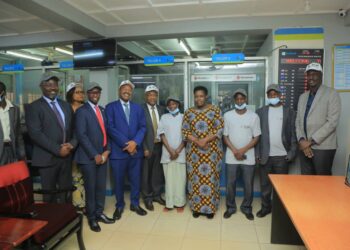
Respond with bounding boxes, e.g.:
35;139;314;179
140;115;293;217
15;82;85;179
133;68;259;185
25;97;77;167
74;102;110;164
142;104;165;154
255;105;297;165
105;100;146;160
0;102;25;159
296;85;341;150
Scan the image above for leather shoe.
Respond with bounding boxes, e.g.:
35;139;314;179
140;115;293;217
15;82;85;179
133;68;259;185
144;201;154;211
256;209;271;218
97;214;115;224
243;212;254;220
153;197;166;206
223;209;236;219
192;211;200;218
88;220;101;232
130;205;147;216
113;208;124;220
206;213;214;219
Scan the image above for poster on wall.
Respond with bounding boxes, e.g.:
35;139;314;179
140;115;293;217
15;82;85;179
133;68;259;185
333;45;350;92
278;49;324;111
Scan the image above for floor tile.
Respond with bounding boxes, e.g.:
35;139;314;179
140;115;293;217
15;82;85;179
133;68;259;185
181;238;220;250
141;235;183;250
102;231;147;250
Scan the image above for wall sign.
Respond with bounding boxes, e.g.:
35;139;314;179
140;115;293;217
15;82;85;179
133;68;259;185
333;45;350;92
144;56;174;66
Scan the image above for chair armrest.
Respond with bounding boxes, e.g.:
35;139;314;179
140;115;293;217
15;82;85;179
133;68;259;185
0;210;38;218
33;186;77;195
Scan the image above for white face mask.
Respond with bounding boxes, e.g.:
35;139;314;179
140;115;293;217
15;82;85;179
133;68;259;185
268;97;280;106
235;103;247;110
167;107;179;115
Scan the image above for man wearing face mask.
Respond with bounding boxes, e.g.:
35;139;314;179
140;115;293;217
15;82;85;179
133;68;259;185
142;85;165;211
25;73;77;203
0;81;25;165
255;84;297;218
296;62;341;175
223;89;261;221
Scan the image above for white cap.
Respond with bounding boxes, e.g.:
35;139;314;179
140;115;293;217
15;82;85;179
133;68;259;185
66;82;77;93
119;80;135;89
305;62;323;73
145;85;159;93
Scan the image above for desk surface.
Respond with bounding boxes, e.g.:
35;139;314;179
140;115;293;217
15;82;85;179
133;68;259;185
0;217;47;247
269;175;350;250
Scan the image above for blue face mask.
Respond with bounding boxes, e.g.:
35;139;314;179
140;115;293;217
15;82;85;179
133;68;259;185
268;97;280;106
235;103;247;110
167;107;179;115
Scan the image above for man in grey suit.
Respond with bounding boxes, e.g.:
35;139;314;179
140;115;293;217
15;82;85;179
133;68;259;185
142;85;165;210
296;62;341;175
255;84;297;218
0;81;25;165
25;73;77;203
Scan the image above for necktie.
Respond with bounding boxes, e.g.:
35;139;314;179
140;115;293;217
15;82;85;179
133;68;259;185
124;103;130;124
50;101;65;143
151;106;159;142
95;105;107;147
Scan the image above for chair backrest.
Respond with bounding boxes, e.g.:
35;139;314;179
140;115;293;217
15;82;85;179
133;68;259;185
0;161;34;214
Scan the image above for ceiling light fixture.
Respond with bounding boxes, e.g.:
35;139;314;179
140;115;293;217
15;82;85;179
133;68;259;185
54;47;73;56
179;39;191;56
5;51;44;61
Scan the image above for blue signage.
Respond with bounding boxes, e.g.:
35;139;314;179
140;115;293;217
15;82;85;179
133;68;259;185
144;56;174;66
59;61;74;69
212;53;245;64
2;64;24;72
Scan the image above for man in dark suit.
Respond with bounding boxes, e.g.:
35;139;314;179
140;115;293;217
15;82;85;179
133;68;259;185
25;73;77;203
106;80;147;220
255;84;297;218
0;81;25;165
75;82;114;232
142;85;165;211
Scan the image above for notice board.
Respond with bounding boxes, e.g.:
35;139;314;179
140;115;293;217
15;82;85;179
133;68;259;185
333;45;350;92
278;49;324;111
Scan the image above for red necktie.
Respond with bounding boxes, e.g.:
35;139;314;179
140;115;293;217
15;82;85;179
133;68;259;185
95;105;107;147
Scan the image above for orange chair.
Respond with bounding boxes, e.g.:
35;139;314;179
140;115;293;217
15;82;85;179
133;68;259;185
0;161;85;249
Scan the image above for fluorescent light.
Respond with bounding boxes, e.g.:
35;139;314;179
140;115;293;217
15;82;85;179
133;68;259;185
74;50;104;59
5;51;44;61
54;47;73;56
179;39;191;56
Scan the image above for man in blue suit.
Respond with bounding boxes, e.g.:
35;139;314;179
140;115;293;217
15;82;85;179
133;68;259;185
75;82;114;232
106;80;147;220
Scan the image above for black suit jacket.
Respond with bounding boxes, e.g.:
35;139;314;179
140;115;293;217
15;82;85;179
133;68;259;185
142;103;165;154
255;105;297;165
25;97;77;167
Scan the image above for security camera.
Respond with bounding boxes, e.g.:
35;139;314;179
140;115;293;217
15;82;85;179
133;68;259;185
338;9;347;17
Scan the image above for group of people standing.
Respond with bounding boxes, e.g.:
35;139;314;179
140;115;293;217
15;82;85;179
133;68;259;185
0;62;341;232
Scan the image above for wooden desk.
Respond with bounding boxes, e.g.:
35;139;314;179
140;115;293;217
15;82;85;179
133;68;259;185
0;217;47;247
270;175;350;250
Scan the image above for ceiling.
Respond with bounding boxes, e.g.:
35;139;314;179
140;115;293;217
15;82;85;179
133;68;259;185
0;0;349;62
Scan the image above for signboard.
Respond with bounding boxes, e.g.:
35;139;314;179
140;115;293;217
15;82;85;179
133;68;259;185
191;74;256;82
59;61;74;69
1;64;24;72
212;53;245;64
278;49;323;111
333;45;350;92
144;56;174;66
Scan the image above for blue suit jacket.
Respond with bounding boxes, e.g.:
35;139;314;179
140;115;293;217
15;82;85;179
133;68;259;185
74;102;110;164
105;100;146;160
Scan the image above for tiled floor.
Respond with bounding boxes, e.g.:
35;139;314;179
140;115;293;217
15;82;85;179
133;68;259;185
58;195;307;250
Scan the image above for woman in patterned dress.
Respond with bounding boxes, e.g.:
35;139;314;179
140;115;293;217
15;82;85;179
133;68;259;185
182;86;224;219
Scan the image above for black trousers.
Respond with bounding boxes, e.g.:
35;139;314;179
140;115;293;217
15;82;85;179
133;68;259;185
0;144;16;165
299;149;336;175
80;162;107;221
226;164;255;214
259;156;289;211
38;158;72;203
142;143;164;202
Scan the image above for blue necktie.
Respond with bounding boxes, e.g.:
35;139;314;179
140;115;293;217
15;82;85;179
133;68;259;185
51;101;66;142
124;103;130;124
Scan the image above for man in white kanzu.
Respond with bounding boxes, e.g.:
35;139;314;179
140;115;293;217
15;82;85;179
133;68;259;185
157;97;186;212
223;89;261;221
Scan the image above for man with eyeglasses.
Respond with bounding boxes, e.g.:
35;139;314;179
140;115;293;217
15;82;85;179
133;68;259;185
25;73;77;203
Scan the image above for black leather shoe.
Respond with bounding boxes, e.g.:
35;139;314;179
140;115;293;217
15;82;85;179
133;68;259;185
223;209;236;219
153;197;166;206
130;205;147;216
113;208;124;220
97;214;115;224
206;213;214;219
144;201;154;211
244;212;254;220
256;209;271;218
192;211;200;218
88;220;101;232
